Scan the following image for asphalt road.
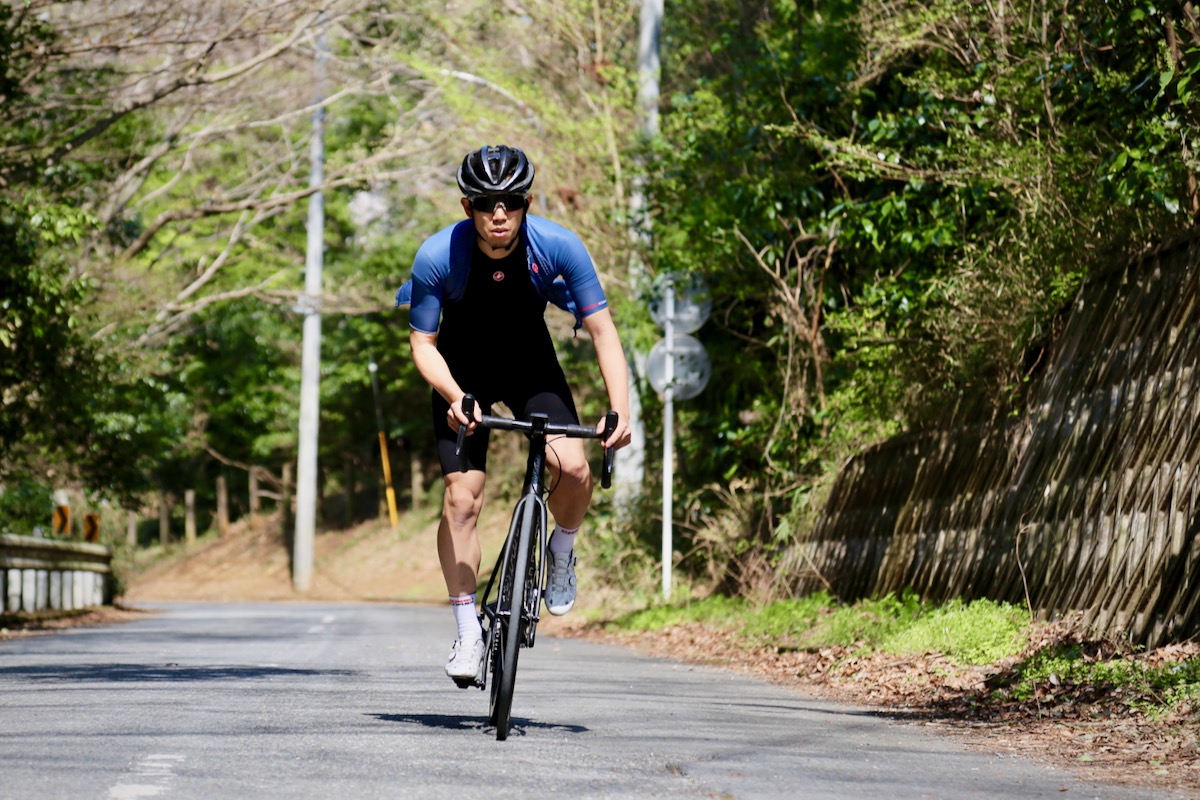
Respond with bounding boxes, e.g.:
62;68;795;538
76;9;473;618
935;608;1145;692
0;603;1177;799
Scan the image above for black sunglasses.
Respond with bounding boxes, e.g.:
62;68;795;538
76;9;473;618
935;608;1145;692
469;194;528;213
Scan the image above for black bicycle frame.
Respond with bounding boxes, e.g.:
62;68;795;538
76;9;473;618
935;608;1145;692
455;393;616;631
452;394;615;738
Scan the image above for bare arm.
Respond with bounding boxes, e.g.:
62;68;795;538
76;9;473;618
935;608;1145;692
581;308;632;449
409;329;479;431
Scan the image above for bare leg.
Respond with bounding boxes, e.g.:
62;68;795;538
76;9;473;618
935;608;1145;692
544;436;593;529
437;469;486;596
543;436;589;615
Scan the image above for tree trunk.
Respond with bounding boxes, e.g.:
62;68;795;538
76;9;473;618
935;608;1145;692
216;474;229;536
184;489;197;545
344;455;356;527
282;462;294;554
249;467;260;515
159;494;171;546
410;449;422;514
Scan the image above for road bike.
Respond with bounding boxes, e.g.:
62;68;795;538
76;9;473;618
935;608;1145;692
454;394;616;740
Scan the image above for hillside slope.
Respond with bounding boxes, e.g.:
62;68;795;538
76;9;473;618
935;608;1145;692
122;507;505;604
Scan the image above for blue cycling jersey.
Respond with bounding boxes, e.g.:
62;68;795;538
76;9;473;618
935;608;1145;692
394;214;608;334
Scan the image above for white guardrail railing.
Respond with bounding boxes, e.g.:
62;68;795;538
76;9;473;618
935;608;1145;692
0;534;113;614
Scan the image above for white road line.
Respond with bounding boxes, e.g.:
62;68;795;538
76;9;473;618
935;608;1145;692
308;613;337;633
107;753;185;799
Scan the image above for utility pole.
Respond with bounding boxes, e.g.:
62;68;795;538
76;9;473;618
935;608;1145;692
293;21;327;592
617;0;664;516
638;0;663;139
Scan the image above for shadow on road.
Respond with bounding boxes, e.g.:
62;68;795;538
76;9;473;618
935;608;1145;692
370;712;588;737
0;663;354;682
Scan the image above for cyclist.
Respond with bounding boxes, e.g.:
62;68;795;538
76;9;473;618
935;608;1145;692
395;145;631;684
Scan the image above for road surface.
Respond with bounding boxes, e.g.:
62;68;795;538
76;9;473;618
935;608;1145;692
0;602;1177;799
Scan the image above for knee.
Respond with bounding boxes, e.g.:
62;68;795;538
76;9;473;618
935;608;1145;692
443;480;483;526
551;452;592;492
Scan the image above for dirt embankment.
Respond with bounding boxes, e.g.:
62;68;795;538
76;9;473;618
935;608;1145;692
121;510;492;604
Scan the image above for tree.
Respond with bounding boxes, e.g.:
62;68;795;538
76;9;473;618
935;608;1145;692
644;0;1200;592
2;0;646;528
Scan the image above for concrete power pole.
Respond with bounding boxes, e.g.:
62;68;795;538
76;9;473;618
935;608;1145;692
616;0;664;514
293;22;328;592
638;0;663;139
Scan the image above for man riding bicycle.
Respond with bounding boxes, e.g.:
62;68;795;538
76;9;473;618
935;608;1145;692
395;145;631;683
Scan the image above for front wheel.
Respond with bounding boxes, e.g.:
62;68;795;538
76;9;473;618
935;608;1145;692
489;496;538;740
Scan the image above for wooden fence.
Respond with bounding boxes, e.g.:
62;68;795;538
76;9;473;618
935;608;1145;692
789;234;1200;648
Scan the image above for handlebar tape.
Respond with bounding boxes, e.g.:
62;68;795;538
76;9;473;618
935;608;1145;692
601;411;618;489
455;394;476;472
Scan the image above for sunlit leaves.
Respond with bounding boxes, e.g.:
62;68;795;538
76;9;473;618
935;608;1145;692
639;0;1200;588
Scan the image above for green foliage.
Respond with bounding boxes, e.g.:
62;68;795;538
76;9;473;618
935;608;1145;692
741;592;838;640
0;200;95;452
175;301;299;462
0;476;54;535
993;640;1200;718
609;594;753;630
789;591;928;651
882;598;1030;666
6;0;1198;595
610;590;1030;667
634;0;1200;593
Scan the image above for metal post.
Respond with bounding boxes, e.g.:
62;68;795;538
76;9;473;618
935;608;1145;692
369;360;399;528
662;282;675;601
293;21;327;592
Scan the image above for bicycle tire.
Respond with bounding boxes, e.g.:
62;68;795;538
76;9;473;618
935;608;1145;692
490;495;537;740
486;527;517;729
523;498;548;649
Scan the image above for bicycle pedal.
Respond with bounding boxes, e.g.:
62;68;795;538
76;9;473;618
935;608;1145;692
451;676;477;690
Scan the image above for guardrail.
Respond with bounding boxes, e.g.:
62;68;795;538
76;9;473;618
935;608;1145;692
0;534;113;614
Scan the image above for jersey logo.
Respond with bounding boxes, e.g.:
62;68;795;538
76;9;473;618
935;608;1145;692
531;261;539;274
493;271;505;282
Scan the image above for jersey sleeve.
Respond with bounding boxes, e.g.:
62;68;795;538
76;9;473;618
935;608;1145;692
554;227;608;319
407;241;446;334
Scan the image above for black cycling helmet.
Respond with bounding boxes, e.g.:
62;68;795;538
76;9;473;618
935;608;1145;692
456;145;535;197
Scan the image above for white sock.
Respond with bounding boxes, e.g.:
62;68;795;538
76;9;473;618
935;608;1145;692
549;523;579;555
450;594;482;642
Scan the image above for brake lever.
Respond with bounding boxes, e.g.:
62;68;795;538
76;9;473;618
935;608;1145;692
455;394;476;473
601;410;618;489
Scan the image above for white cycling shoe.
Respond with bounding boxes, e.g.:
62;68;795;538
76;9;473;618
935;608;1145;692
545;550;578;616
445;637;486;686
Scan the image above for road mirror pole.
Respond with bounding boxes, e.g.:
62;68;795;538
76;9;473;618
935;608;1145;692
662;283;674;601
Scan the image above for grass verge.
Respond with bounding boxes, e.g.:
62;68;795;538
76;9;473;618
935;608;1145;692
603;591;1200;719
